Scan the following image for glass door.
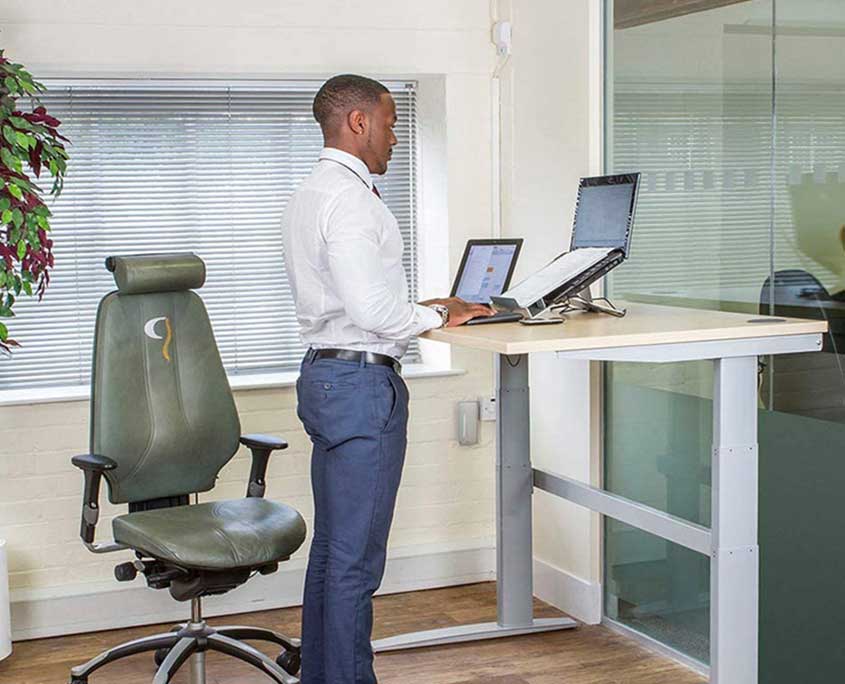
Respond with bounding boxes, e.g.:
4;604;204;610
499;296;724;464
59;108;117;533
761;2;845;681
603;0;775;663
603;1;845;679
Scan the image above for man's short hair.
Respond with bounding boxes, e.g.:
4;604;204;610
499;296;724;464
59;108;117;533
312;74;389;132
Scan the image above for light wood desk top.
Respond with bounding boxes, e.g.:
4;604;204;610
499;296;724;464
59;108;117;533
420;302;828;355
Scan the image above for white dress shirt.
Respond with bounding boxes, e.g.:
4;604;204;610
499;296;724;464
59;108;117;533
281;147;442;360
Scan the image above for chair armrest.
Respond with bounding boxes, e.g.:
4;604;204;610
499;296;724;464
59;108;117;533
239;434;288;451
71;453;117;543
71;453;118;472
239;433;288;498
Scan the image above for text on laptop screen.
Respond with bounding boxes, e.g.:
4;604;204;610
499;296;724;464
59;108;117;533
571;182;635;252
454;244;519;303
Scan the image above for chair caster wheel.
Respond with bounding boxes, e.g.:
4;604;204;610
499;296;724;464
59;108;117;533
276;649;301;675
70;678;88;684
154;647;170;666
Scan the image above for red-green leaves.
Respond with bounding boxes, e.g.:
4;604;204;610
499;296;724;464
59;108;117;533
0;50;68;352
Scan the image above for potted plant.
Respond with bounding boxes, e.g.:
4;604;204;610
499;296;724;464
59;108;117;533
0;49;68;352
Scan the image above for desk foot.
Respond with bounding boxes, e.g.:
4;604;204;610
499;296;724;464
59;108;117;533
372;617;577;652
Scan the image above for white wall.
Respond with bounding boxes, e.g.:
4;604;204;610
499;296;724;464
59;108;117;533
0;0;503;639
497;0;603;623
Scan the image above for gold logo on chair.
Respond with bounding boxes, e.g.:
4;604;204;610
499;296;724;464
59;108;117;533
143;316;173;362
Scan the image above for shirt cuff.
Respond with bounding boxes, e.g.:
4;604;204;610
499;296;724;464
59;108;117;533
416;303;444;331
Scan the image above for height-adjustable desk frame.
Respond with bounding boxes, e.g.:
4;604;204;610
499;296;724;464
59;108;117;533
373;303;826;684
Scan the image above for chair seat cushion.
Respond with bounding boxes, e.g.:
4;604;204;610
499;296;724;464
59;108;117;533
112;498;306;570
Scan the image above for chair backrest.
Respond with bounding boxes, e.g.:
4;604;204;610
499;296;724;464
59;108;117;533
759;269;845;422
91;253;241;504
760;269;829;312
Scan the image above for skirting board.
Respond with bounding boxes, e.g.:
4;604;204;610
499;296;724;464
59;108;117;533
533;557;602;625
11;542;495;642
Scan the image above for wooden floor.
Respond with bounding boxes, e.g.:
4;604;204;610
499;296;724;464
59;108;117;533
0;583;705;684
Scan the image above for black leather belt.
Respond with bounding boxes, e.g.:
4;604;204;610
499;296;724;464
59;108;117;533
308;348;401;374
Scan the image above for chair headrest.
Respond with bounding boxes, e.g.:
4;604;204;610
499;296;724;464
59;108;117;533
106;253;206;294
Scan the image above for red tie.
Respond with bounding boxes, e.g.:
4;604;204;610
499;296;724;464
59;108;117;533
372;184;381;199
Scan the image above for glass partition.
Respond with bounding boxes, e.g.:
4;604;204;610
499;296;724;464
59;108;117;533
763;3;845;680
603;1;845;679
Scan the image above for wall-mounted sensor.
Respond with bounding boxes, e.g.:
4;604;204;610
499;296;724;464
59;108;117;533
492;20;512;58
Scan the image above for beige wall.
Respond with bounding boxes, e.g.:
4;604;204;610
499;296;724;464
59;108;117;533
497;0;603;621
0;0;502;637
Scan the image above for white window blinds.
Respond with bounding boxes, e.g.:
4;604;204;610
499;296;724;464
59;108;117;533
608;81;845;299
0;80;420;390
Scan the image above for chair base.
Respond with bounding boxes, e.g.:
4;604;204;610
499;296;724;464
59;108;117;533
69;598;301;684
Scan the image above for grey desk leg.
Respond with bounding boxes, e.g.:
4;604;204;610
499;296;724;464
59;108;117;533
710;356;759;683
373;353;575;653
496;352;534;626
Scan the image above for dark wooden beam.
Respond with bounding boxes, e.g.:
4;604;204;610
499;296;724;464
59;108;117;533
615;0;751;29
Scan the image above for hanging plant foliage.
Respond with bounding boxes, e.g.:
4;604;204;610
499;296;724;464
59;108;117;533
0;49;69;352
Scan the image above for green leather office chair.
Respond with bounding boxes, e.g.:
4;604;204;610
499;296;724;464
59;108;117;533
69;254;306;684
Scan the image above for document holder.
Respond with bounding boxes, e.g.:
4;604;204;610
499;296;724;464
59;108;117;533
492;172;639;319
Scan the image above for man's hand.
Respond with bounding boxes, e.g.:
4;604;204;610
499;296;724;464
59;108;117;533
421;297;496;327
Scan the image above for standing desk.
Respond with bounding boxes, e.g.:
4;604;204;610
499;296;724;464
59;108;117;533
373;302;827;684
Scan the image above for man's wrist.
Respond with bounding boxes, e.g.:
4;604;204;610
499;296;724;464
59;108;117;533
427;303;449;328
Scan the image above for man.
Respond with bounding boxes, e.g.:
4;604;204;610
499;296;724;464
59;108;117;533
281;74;493;684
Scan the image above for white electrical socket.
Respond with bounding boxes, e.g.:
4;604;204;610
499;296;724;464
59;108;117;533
479;396;497;421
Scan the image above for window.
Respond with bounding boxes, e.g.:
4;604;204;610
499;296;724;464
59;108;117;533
0;80;420;390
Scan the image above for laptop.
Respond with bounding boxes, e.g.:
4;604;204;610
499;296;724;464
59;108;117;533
491;173;640;318
450;238;524;325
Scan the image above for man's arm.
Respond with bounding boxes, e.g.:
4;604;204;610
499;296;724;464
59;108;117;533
418;297;497;327
325;191;492;335
325;190;442;338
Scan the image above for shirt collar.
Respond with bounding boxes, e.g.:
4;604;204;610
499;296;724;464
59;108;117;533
318;147;374;190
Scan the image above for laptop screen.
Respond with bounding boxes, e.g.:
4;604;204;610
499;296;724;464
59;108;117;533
453;242;520;303
570;174;639;255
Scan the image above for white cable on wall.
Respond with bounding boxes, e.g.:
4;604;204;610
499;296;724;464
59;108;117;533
490;0;512;241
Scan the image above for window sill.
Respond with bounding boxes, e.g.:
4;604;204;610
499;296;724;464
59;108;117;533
0;363;466;408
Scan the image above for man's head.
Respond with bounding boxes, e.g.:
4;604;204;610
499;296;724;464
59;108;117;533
313;74;397;175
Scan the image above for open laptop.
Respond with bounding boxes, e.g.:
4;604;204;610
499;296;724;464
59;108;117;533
450;238;524;325
491;173;640;318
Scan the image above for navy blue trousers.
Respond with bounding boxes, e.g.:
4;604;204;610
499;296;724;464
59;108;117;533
296;354;409;684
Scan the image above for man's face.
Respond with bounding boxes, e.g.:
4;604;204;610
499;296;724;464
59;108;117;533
362;93;397;176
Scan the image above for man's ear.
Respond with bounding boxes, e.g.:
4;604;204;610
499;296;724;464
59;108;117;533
347;109;366;136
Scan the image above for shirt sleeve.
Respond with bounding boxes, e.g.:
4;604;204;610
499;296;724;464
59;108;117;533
324;189;442;339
